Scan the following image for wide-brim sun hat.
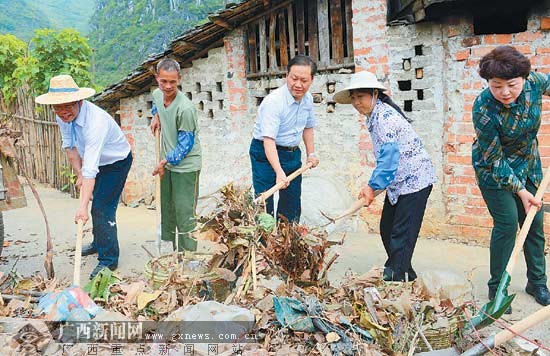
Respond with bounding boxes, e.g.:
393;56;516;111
35;74;95;105
333;71;386;104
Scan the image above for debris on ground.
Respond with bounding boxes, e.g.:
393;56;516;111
0;183;505;355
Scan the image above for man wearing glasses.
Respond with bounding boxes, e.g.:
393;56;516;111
36;75;132;279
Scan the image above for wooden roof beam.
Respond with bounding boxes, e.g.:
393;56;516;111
173;40;202;51
208;15;233;29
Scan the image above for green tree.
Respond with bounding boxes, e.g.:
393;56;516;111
30;28;92;93
0;29;92;111
0;34;27;105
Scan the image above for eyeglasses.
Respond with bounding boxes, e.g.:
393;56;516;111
52;102;78;113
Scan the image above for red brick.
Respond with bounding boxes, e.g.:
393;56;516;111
460;226;490;240
472;46;494;57
465;206;489;215
484;34;513;44
532;55;550;66
447;186;467;195
447;155;472;165
536;48;550;55
514;31;544;43
541;17;550;30
514;45;532;54
455;49;470;61
467;197;486;207
462;37;481;47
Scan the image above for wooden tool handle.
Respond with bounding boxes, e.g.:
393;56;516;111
332;190;384;221
506;165;550;274
494;304;550;346
254;161;313;203
155;129;161;223
73;220;84;286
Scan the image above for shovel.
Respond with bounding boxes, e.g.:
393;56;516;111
414;304;550;356
468;165;550;330
73;220;84;286
253;161;313;204
155;128;162;256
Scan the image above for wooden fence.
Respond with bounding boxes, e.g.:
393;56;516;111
2;92;73;194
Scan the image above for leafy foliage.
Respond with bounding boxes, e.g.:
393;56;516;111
30;29;92;93
89;0;225;86
0;35;27;104
0;29;92;107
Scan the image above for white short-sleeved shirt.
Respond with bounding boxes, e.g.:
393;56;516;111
252;84;316;147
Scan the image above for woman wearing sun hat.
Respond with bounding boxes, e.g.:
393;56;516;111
334;71;436;282
36;74;132;279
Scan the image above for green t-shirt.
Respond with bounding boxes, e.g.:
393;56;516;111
153;89;202;172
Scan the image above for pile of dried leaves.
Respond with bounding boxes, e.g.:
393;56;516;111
0;183;477;355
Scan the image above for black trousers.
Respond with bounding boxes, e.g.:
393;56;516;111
379;185;432;281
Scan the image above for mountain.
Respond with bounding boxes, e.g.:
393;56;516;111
89;0;226;87
0;0;94;40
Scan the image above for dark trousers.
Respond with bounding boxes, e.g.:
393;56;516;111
379;185;432;281
249;138;302;222
480;180;547;290
91;152;132;267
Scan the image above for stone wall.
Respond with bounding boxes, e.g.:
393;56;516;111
118;0;550;243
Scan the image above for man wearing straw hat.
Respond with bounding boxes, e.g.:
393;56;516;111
36;74;132;279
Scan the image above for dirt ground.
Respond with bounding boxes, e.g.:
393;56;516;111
1;184;549;351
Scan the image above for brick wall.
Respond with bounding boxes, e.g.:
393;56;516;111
118;0;550;243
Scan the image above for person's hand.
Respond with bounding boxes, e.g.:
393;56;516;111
152;159;168;178
358;185;375;207
150;113;161;135
307;154;320;168
517;188;542;214
75;207;89;225
276;170;289;189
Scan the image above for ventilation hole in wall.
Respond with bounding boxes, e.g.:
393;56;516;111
403;58;412;71
404;100;413;112
216;82;223;92
256;97;263;106
198;101;204;111
415;68;424;79
137;109;143;117
146;101;153;110
206;91;212;101
218;100;224;110
398;80;412;91
185;92;192;100
177;85;182;91
195;82;201;92
417;90;424;100
326;83;336;94
114;114;121;125
147;117;152;126
207;109;214;118
414;45;423;56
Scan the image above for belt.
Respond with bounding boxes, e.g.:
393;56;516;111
276;145;299;152
253;138;299;152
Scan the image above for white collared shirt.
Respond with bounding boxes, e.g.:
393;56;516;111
56;100;130;179
252;84;316;147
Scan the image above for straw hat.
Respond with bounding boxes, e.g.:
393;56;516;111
35;75;95;105
333;71;386;104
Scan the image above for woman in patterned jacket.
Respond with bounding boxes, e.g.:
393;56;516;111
472;46;550;309
334;71;436;282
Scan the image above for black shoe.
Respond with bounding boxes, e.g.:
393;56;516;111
488;288;512;314
89;263;117;279
81;244;97;256
525;283;550;306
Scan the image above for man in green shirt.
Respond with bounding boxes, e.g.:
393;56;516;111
472;46;550;309
151;58;202;252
